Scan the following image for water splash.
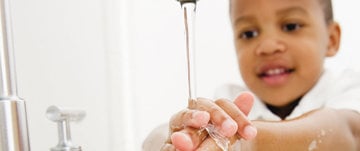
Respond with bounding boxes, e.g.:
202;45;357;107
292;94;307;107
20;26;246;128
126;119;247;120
309;129;333;151
203;124;230;151
308;140;317;151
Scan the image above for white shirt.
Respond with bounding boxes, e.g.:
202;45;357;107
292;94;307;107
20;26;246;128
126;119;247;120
214;68;360;121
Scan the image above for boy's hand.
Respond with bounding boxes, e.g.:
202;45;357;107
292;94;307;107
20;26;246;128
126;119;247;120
162;92;257;151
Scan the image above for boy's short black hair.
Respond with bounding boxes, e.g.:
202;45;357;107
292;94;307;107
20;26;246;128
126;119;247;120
320;0;334;24
229;0;334;24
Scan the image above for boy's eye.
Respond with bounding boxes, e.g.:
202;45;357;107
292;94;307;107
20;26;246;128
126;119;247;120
239;30;258;39
282;23;302;32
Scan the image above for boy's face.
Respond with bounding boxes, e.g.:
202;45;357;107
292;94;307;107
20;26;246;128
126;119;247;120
231;0;340;106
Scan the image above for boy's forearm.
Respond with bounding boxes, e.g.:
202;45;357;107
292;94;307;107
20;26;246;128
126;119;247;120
240;108;360;151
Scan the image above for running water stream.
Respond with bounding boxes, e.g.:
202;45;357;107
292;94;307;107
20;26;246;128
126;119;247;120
178;1;230;150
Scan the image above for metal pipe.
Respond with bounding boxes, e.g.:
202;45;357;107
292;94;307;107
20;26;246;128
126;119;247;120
0;0;31;150
0;0;17;98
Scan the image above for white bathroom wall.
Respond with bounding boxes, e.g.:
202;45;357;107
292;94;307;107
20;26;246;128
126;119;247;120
6;0;360;150
327;1;360;72
12;0;112;150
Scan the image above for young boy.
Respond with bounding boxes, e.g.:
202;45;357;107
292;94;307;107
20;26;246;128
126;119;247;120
143;0;360;150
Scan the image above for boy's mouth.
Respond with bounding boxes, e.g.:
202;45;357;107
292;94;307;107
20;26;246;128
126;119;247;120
257;67;295;86
258;68;295;78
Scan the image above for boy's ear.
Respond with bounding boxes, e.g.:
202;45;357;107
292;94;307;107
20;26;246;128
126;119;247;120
326;22;341;57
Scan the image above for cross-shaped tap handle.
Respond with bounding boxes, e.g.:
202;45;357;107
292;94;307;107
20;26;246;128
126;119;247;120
46;106;86;151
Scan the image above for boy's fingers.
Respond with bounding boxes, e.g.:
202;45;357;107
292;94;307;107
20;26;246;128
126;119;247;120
196;137;222;151
171;127;208;151
233;92;258;140
169;109;210;132
196;134;241;151
216;99;252;139
214;98;256;140
189;98;238;137
168;95;256;150
234;92;255;116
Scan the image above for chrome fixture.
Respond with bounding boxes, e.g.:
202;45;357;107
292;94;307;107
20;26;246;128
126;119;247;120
0;0;31;149
46;106;86;151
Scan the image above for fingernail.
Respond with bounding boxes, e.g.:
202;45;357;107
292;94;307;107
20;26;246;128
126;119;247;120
221;119;238;137
171;132;193;150
243;125;257;140
192;111;210;126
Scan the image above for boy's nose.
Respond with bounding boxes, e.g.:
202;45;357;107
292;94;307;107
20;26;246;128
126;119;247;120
255;38;286;56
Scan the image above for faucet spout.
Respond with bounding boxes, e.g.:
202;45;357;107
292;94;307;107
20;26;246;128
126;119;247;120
176;0;199;5
0;0;31;150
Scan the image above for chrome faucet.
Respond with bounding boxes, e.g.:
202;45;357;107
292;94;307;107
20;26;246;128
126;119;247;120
0;0;86;150
176;0;198;5
46;106;86;151
0;0;31;150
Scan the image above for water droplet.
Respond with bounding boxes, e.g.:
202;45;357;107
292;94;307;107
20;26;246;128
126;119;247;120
308;140;317;151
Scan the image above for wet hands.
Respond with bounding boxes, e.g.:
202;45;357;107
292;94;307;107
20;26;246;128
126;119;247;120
162;92;258;151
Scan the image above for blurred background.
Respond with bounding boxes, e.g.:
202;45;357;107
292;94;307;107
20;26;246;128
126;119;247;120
9;0;360;150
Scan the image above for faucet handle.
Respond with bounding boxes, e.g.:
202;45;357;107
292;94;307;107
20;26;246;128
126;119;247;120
46;105;86;151
46;106;86;122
